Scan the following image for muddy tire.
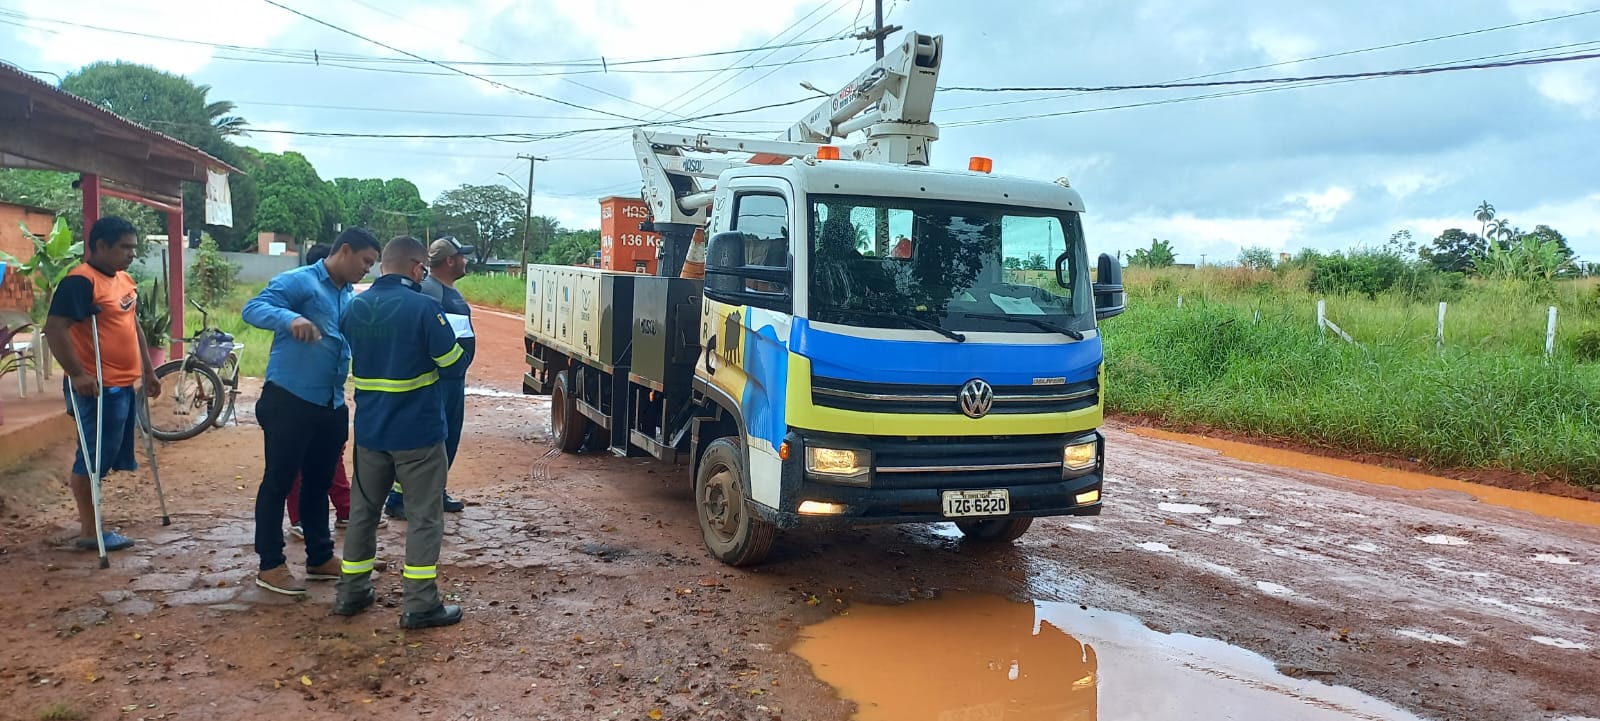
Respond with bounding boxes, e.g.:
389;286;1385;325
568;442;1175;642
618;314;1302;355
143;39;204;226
955;516;1033;543
551;370;588;453
694;438;776;566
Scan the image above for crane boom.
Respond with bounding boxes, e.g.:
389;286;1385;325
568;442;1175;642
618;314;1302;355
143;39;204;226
631;30;945;274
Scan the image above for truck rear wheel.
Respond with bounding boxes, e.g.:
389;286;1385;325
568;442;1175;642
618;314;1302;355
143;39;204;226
955;517;1033;543
551;370;588;453
695;438;776;566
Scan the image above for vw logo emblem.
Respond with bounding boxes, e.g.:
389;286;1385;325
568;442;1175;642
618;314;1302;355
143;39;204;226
958;379;995;419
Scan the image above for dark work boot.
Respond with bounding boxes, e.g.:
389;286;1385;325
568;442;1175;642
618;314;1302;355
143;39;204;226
400;604;463;629
331;589;376;617
442;493;465;513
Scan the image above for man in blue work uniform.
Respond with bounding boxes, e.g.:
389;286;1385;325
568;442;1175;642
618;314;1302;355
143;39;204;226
333;235;465;629
384;235;474;519
243;227;380;596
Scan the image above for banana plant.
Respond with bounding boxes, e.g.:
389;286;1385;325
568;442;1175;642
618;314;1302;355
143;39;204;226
0;216;83;312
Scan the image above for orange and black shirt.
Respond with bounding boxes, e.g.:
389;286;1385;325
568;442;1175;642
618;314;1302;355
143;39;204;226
48;264;143;387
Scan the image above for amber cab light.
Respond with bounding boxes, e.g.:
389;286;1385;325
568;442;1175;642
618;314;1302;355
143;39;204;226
968;156;994;174
816;145;842;160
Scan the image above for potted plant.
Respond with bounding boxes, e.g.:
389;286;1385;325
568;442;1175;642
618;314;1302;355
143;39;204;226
137;277;171;366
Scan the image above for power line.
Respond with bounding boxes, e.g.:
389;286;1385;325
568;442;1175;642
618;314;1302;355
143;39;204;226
548;1;852;162
938;50;1600;94
202;49;867;77
0;9;856;70
258;0;648;122
233;99;790;124
942;43;1600;128
938;7;1600;114
140;96;817;141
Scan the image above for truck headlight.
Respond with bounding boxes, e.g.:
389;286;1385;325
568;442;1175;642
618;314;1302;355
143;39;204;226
806;446;871;480
1062;440;1098;472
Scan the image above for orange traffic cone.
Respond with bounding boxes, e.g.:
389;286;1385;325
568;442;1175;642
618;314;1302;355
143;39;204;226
680;229;706;280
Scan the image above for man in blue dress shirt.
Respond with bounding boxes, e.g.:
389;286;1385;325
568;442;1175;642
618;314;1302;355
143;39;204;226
242;227;380;596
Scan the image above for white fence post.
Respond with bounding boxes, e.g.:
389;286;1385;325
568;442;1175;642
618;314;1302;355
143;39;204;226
1437;302;1447;354
1316;299;1326;342
1546;306;1558;359
1177;295;1184;308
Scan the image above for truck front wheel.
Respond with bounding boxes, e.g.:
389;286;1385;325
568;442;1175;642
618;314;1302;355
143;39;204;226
695;438;776;566
551;370;588;453
956;517;1033;543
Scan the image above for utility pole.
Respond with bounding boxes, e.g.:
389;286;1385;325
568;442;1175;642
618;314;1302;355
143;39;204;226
517;154;546;269
862;0;902;246
855;0;902;60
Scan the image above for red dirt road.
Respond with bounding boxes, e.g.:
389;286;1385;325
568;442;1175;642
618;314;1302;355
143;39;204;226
0;305;1596;721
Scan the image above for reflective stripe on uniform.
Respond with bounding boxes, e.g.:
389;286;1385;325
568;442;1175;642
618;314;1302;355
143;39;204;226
390;481;403;495
343;558;376;574
351;370;439;393
402;565;437;580
433;344;464;368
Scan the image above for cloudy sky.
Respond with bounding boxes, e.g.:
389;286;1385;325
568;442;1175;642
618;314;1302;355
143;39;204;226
3;0;1598;264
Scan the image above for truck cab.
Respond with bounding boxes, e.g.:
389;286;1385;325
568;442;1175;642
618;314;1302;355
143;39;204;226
686;160;1114;562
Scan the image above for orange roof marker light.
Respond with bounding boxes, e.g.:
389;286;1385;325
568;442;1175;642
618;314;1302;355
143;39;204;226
816;145;842;161
968;156;993;174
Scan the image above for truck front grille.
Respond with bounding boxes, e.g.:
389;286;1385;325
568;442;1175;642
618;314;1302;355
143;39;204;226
811;375;1098;416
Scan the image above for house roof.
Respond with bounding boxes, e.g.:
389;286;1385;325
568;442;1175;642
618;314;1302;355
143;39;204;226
0;62;239;205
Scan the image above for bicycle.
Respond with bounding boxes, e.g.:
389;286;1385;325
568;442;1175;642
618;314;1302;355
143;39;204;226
144;299;243;442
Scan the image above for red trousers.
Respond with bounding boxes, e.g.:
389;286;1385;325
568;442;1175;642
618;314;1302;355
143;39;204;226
286;444;351;524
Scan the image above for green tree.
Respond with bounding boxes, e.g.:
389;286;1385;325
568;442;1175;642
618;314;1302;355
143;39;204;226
1002;256;1023;270
249;150;341;245
539;228;601;265
432;184;526;262
1238;246;1276;270
1129;238;1176;268
187;236;239;308
332;177;431;239
1023;253;1049;271
1522;224;1573;262
60;62;257;250
1420;228;1486;273
197;84;249;137
1474;200;1495;241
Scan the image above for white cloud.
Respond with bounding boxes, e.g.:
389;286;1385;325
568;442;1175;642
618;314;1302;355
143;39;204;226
1532;65;1600;119
1287;187;1353;223
1378;171;1449;201
1248;29;1318;67
10;0;298;75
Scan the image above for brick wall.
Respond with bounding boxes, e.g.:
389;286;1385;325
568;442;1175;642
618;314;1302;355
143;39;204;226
0;202;56;315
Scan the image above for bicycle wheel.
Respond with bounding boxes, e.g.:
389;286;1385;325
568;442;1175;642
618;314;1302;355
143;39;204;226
148;359;223;442
212;351;240;428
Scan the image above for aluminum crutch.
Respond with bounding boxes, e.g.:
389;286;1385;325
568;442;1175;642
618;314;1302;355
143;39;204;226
65;313;109;568
136;388;170;526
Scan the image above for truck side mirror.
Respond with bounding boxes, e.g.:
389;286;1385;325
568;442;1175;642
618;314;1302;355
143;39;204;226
704;231;746;300
1093;252;1125;321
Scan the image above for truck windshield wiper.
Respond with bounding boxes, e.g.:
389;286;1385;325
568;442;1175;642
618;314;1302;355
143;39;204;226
829;309;966;342
963;313;1085;340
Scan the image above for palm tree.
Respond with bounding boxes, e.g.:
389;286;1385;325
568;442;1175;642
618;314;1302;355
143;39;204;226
197;84;249;137
1474;201;1495;240
1487;218;1511;244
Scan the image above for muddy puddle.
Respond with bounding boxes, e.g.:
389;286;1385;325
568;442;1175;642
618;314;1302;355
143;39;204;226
1133;427;1600;527
791;592;1421;720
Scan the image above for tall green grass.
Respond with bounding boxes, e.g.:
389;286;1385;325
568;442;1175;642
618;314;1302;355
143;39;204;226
456;273;525;314
1105;268;1600;485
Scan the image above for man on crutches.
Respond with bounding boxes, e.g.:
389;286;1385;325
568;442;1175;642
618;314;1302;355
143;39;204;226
43;216;161;560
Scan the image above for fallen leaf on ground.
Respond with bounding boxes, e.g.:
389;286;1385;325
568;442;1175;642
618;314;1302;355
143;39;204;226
300;675;313;686
648;710;663;720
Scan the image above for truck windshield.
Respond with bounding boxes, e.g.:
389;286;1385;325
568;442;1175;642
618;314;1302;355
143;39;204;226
807;195;1094;335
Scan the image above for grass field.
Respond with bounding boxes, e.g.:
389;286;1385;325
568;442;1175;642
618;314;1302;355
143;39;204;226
1104;268;1600;485
456;273;525;314
455;263;1600;485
